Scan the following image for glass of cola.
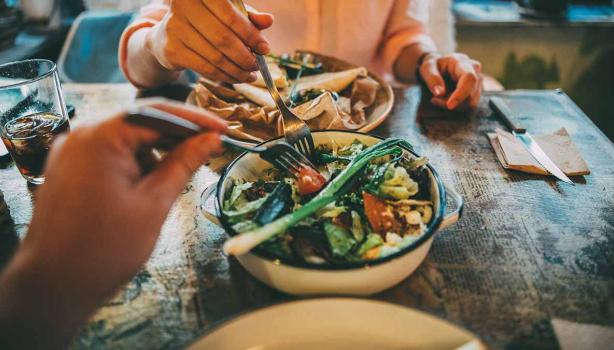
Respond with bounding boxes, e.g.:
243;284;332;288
0;59;70;184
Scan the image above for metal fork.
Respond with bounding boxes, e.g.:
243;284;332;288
221;136;315;176
124;106;314;177
230;0;316;158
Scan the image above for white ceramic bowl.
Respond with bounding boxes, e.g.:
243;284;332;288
187;298;486;350
201;131;463;296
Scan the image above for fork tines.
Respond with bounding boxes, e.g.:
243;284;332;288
262;142;316;177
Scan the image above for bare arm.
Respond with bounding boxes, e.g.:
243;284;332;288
124;26;182;88
385;0;483;110
0;100;227;349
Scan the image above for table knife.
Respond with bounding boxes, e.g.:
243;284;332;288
489;96;574;185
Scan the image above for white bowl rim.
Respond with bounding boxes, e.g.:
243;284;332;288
186;297;482;349
215;130;447;271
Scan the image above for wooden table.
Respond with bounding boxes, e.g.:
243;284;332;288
0;84;612;350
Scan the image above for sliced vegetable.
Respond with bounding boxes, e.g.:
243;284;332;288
324;222;356;257
362;192;395;234
253;182;292;225
350;210;365;241
356;234;384;257
378;166;418;200
224;180;252;211
224;196;269;224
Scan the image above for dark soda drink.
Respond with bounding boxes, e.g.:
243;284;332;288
1;112;70;183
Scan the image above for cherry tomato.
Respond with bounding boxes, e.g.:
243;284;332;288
296;166;327;195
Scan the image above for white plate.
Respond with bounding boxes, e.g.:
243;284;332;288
188;298;486;350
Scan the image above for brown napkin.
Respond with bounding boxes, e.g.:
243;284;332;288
487;128;590;176
552;319;614;350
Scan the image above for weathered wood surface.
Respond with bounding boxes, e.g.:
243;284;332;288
0;84;612;349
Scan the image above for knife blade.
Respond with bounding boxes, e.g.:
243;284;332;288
489;96;574;185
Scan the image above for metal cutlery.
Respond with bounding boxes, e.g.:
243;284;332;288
229;0;316;159
124;106;315;177
489;96;574;185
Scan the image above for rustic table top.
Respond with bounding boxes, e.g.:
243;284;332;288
0;83;612;350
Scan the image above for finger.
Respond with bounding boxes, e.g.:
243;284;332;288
471;59;482;74
247;7;274;30
430;97;448;110
419;58;446;97
467;77;483;109
203;0;271;54
94;114;162;154
169;16;257;82
137;132;223;206
443;60;479;110
178;0;258;71
174;39;241;84
137;98;228;132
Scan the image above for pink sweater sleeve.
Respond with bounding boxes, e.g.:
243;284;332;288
118;1;171;87
379;0;437;75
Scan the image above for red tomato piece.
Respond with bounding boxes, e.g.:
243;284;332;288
362;192;395;235
296;166;327;195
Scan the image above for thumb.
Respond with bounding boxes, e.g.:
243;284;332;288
137;132;223;206
419;58;446;97
247;7;274;30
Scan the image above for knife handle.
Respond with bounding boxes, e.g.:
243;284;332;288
489;96;526;133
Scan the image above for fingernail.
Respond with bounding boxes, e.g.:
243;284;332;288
448;99;458;110
247;72;257;82
256;41;270;54
433;86;445;96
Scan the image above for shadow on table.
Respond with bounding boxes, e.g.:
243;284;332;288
506;169;588;193
0;216;19;270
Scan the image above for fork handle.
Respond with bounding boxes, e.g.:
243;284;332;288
219;135;266;153
229;0;289;113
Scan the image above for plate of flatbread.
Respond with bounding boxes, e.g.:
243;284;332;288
187;51;394;143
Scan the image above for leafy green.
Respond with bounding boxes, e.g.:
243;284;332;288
224;196;268;224
314;151;353;165
350;211;365;242
316;203;347;218
232;220;259;233
338;139;366;156
224;180;253;211
378;166;418;200
362;162;391;196
356;234;384;257
324;222;356;257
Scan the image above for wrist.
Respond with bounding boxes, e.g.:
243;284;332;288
0;240;103;349
0;246;83;349
415;51;440;84
393;44;437;84
126;25;181;89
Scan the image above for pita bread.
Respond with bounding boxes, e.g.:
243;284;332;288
252;63;288;89
294;67;367;93
291;92;366;131
233;83;276;108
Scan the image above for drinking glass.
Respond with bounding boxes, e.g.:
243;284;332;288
0;59;70;184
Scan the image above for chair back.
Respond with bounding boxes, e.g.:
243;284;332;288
57;11;133;83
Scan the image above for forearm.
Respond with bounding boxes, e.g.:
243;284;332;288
393;43;434;84
0;245;100;349
123;27;181;89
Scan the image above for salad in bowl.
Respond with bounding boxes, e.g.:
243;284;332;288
222;138;434;264
201;131;463;295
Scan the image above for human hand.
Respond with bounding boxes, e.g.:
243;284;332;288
145;0;273;84
419;53;483;111
0;99;226;349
